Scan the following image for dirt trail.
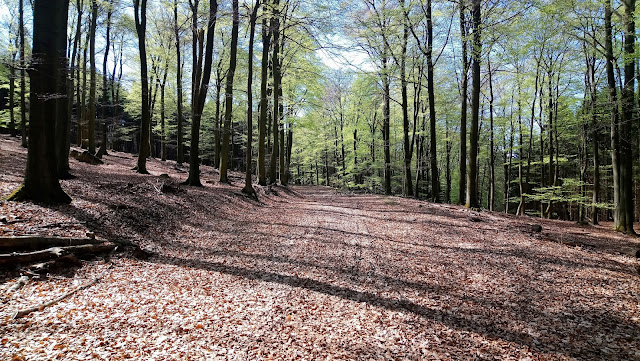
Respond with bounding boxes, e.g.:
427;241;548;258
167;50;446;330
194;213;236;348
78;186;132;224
1;135;639;360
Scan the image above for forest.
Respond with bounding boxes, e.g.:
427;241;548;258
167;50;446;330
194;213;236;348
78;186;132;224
0;0;640;359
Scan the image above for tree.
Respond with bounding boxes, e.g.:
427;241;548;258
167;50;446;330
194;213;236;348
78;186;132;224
97;0;114;159
269;0;281;184
618;0;635;234
7;0;72;204
219;0;239;183
19;0;27;148
134;0;151;174
257;12;271;186
174;0;185;165
458;0;469;205
88;0;97;155
243;0;261;194
184;0;218;186
465;0;480;209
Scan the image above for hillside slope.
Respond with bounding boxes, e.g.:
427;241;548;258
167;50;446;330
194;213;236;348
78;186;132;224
1;135;639;360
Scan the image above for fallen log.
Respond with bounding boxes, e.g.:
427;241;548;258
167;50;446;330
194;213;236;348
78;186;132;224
29;255;82;273
0;242;116;267
12;263;114;319
12;278;99;319
0;235;100;252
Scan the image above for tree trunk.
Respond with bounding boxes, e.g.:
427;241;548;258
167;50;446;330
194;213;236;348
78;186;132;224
257;15;270;186
9;51;16;137
160;64;168;161
546;68;555;217
174;0;184;165
97;3;113;159
605;0;624;232
19;0;27;148
382;52;391;195
7;0;71;204
620;0;636;233
488;58;495;211
88;0;97;155
466;0;481;208
269;0;281;184
219;0;239;184
457;1;468;205
243;1;260;194
185;0;218;186
134;0;150;174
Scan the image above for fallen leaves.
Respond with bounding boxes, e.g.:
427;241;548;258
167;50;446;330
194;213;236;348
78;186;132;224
0;134;639;360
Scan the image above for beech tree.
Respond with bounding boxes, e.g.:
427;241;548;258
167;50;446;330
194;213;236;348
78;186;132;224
184;0;218;186
7;0;71;204
134;0;151;174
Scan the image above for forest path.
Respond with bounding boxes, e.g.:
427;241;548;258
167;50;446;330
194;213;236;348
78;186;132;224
1;135;639;360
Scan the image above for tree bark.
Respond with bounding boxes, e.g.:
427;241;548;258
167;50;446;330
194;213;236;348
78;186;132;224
19;0;27;148
605;0;624;232
466;0;481;208
488;58;495;211
134;0;150;174
7;0;71;204
243;1;260;194
174;0;184;165
620;0;635;233
185;0;218;186
257;16;270;186
88;0;97;155
269;0;281;184
458;1;468;205
97;2;113;159
219;0;239;184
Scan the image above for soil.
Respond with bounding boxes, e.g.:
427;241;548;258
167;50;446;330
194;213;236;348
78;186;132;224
1;134;639;360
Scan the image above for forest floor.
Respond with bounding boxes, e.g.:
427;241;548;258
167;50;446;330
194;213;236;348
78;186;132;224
0;134;639;360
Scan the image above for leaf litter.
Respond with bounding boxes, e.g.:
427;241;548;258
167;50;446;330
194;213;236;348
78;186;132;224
0;135;639;360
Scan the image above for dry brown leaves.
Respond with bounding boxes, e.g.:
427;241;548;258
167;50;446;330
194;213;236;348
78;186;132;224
1;135;639;360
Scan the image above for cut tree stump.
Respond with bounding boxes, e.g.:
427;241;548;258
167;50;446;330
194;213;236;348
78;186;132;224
0;235;100;252
0;242;116;267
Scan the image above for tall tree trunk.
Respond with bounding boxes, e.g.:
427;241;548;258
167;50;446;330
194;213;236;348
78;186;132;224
243;1;260;194
401;0;414;197
97;3;113;158
382;52;391;195
605;0;624;232
134;0;150;174
79;32;89;147
8;0;71;204
516;83;525;215
620;0;636;233
185;0;219;185
269;0;281;184
546;68;555;217
160;64;168;161
505;93;514;213
257;16;270;186
88;0;97;155
19;0;27;148
458;0;468;204
466;0;481;208
488;58;495;211
586;45;600;224
59;0;83;178
219;0;239;183
174;0;184;165
426;0;438;201
9;51;16;137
